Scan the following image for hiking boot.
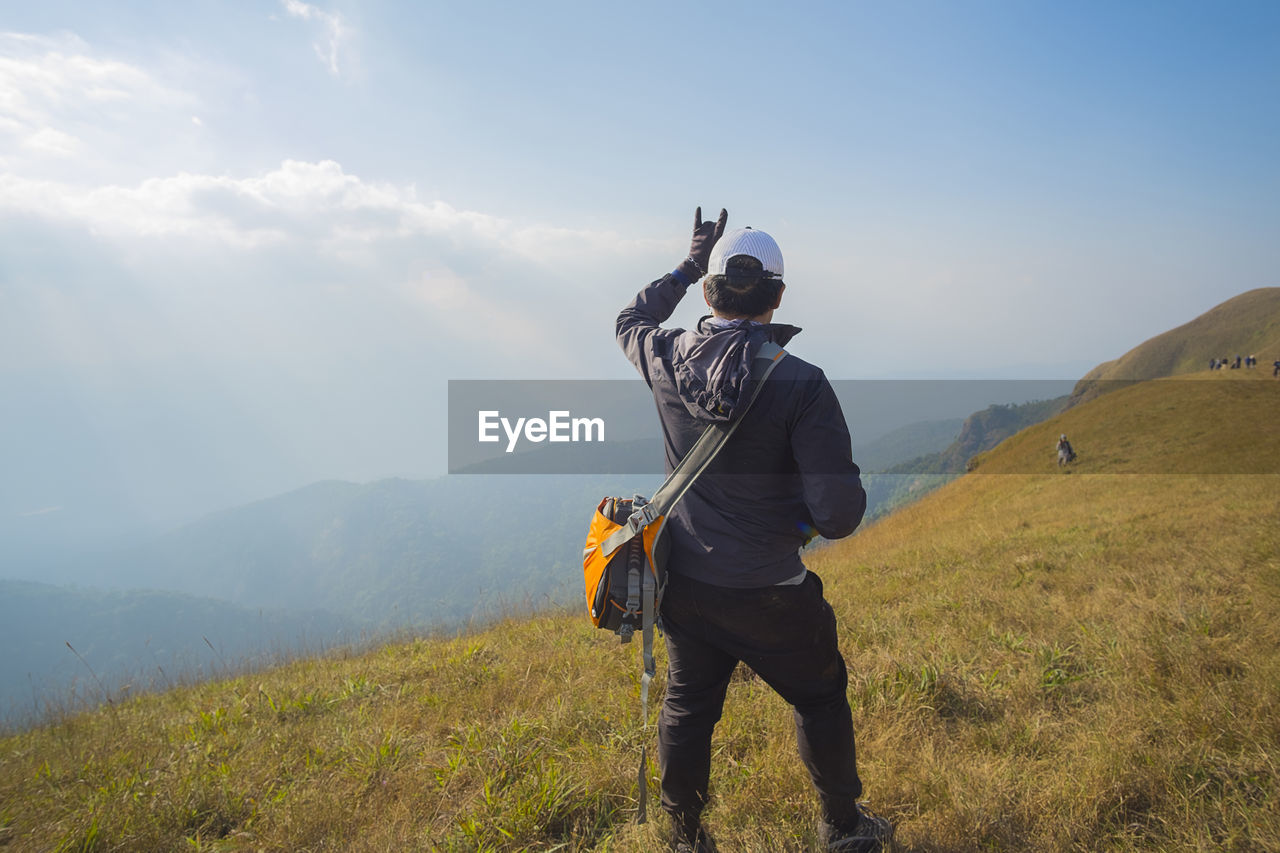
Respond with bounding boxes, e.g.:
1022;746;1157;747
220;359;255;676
669;813;718;853
822;803;895;853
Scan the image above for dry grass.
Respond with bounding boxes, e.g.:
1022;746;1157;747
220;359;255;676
2;375;1278;851
811;470;1280;852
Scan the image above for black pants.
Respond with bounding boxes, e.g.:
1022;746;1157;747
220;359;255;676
657;570;862;827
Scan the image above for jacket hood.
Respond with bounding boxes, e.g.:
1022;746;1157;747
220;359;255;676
669;319;802;422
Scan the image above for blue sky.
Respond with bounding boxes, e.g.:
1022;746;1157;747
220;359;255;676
2;1;1279;527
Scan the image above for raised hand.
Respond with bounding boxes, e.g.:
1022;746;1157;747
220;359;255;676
686;206;728;278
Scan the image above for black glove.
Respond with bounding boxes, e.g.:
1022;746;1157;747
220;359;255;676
679;206;728;281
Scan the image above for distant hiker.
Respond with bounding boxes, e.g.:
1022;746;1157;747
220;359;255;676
1274;359;1280;377
1247;354;1256;367
617;208;893;852
1057;434;1076;467
1233;355;1242;369
1209;358;1217;370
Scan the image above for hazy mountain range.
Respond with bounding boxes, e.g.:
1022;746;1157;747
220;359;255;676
4;287;1277;724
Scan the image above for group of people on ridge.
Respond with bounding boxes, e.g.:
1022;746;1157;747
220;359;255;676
1208;354;1280;376
1210;354;1258;370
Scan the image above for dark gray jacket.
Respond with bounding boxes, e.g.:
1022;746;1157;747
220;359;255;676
617;271;866;587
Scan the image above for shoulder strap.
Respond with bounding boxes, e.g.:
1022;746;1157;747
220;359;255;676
645;341;785;517
601;341;786;558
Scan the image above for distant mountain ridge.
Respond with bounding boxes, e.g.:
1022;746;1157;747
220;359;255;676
109;475;645;630
859;396;1070;520
11;287;1274;732
0;415;969;719
0;579;358;725
887;396;1072;476
104;410;971;627
853;417;963;474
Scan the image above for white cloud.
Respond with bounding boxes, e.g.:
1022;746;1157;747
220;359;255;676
279;0;350;77
0;161;474;250
0;31;197;179
0;172;287;247
22;126;80;156
0;31;187;125
0;159;666;265
0;158;665;379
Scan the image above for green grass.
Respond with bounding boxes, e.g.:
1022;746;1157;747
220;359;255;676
2;374;1278;851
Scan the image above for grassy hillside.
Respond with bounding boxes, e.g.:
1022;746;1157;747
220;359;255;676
1071;287;1280;405
974;371;1280;475
1;376;1277;851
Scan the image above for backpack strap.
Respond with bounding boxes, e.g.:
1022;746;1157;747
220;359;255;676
619;526;645;643
636;564;656;822
644;341;785;522
600;341;787;559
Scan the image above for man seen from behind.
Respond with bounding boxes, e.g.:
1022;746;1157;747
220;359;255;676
616;208;893;852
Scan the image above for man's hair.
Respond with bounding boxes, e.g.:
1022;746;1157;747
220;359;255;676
703;255;784;318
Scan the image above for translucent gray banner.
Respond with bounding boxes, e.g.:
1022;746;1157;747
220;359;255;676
447;379;1278;475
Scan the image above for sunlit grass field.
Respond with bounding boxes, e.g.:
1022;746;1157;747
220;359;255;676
2;374;1277;851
